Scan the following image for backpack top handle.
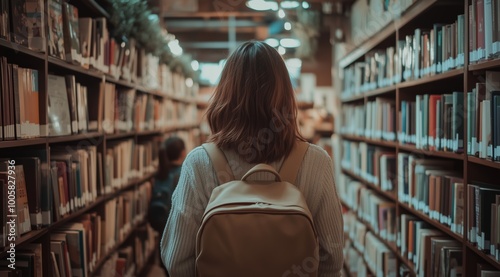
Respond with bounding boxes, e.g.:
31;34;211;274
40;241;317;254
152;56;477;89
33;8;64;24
241;164;282;182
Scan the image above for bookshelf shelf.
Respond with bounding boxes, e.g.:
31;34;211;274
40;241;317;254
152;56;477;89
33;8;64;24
76;0;110;18
340;134;398;148
365;85;397;98
340;94;365;103
399;202;463;242
397;68;463;89
398;144;464;160
106;76;136;89
0;138;47;149
0;229;48;258
342;168;397;201
0;38;46;60
47;132;104;144
105;132;137;140
468;58;500;71
48;56;103;79
468;156;500;170
466;242;500;271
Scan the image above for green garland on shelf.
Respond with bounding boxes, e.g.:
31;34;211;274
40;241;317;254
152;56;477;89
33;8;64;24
105;0;195;78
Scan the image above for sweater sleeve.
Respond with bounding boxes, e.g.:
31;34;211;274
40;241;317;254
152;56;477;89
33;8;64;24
160;149;212;277
314;154;344;277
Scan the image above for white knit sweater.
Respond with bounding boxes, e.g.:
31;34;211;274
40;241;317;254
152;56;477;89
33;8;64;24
160;143;344;276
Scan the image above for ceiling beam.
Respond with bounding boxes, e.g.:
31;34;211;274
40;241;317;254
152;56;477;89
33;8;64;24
163;11;268;18
165;19;266;29
182;41;248;49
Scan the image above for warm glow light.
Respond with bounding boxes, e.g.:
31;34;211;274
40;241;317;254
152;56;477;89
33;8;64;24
191;60;199;71
246;0;279;11
281;1;300;9
280;38;301;48
264;38;279;47
185;78;194;88
302;1;310;9
284;22;292;30
278;9;286;18
278;46;286;55
168;40;183;56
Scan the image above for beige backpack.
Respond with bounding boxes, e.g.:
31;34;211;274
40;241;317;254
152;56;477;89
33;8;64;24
196;141;319;277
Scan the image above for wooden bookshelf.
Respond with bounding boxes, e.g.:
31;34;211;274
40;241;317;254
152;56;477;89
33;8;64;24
336;0;500;275
0;0;203;275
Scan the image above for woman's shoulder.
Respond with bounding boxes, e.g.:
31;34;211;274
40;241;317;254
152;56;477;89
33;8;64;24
304;142;331;163
183;146;211;167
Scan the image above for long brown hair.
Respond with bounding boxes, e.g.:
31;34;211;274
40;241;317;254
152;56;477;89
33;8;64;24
206;41;304;163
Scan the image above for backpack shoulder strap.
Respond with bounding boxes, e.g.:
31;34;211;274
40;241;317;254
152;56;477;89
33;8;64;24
202;143;235;184
279;141;309;184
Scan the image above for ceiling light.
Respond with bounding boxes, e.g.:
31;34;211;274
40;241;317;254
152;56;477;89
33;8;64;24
278;46;286;55
264;38;279;47
281;1;300;9
191;60;199;71
284;22;292;31
302;1;310;9
246;0;279;11
278;9;286;18
280;38;301;48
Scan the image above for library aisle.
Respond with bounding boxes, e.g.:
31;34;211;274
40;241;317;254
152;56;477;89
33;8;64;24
0;0;499;276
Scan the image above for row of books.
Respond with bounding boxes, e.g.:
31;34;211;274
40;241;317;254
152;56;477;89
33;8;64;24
105;139;158;193
0;243;43;277
0;0;197;96
399;92;464;153
350;0;416;46
468;183;500;261
398;215;463;277
341;47;402;97
0;57;41;139
340;140;396;192
469;0;500;62
401;16;465;82
94;224;157;277
397;154;464;236
468;77;500;160
0;66;199;139
340;98;396;141
0;140;158;242
341;175;397;244
342;13;465;98
344;211;397;277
